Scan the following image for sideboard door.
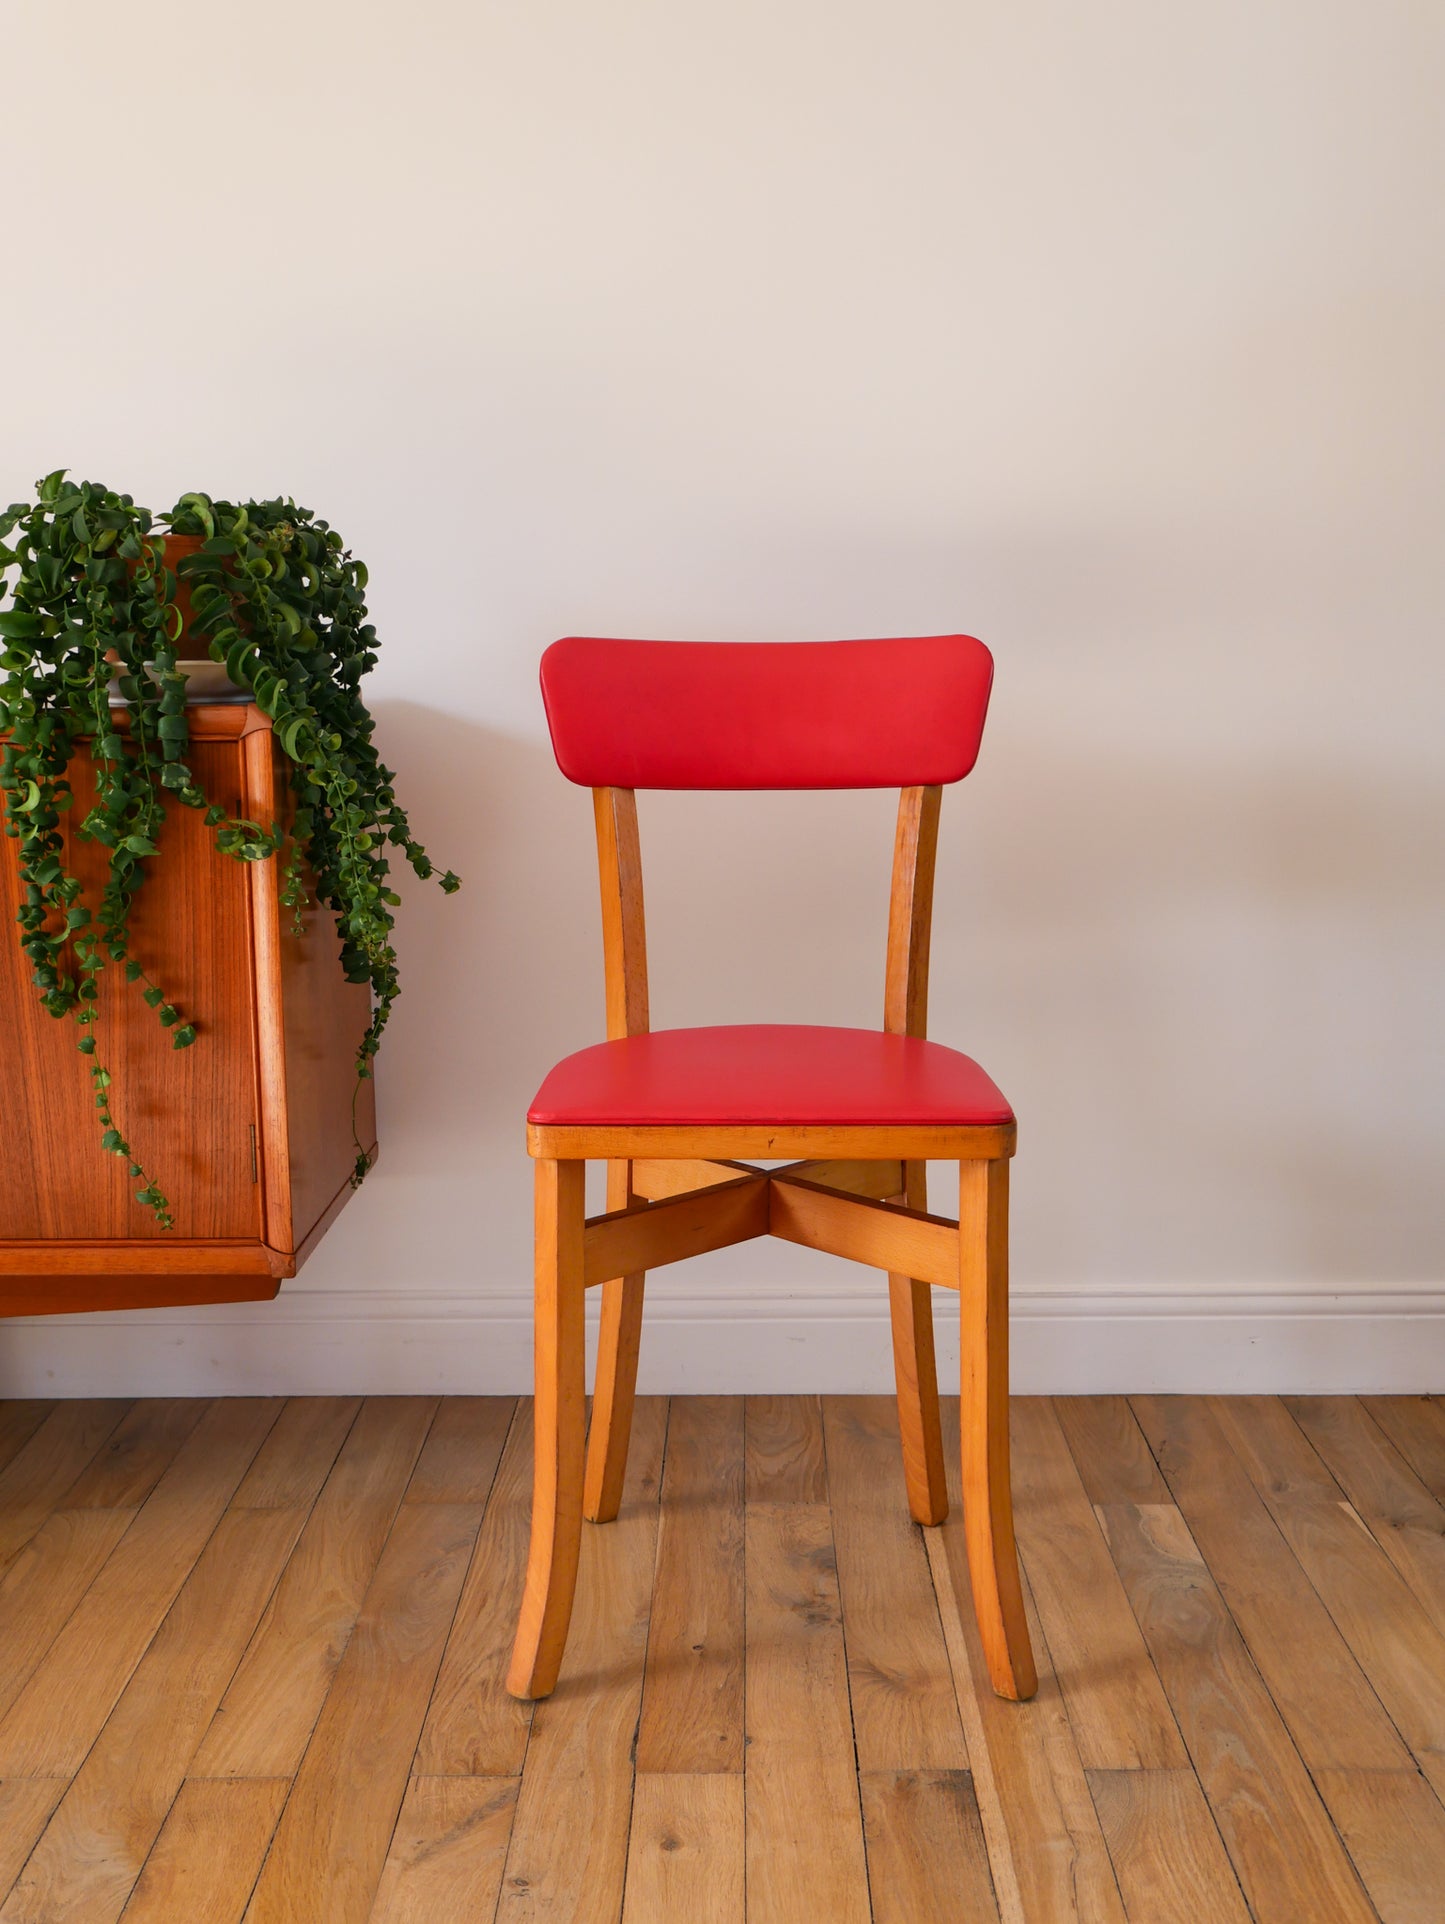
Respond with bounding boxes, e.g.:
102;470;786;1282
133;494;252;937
0;734;263;1243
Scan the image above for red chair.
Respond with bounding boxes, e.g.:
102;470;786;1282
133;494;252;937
508;635;1037;1703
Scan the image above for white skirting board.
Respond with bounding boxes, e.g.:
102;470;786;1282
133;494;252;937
0;1280;1439;1398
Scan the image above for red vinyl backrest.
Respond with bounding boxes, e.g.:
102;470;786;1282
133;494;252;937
539;635;995;789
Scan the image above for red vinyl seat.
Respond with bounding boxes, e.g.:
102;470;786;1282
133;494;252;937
529;1023;1014;1128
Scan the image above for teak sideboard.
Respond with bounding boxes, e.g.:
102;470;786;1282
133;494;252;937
0;702;375;1315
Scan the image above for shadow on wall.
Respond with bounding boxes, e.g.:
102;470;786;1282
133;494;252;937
328;699;1444;1295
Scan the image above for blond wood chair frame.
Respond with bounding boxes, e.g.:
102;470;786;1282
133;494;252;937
508;784;1037;1703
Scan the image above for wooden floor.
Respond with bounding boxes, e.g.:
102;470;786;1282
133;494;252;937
0;1395;1441;1920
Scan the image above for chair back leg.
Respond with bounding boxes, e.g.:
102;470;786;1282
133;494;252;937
507;1158;588;1699
958;1157;1038;1700
886;1157;949;1524
584;1267;646;1521
582;1156;646;1521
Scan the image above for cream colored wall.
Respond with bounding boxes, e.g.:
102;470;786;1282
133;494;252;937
2;3;1442;1391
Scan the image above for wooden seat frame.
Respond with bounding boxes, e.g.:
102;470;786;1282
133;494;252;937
508;784;1038;1703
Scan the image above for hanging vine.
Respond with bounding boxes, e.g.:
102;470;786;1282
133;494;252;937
0;473;459;1223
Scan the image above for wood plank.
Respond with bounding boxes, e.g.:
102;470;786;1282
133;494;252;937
1095;1500;1376;1924
770;1158;903;1199
0;1783;64;1906
628;1157;759;1200
622;1774;744;1924
119;1778;289;1924
230;1396;361;1508
859;1769;999;1924
404;1397;514;1505
921;1533;1025;1924
1287;1394;1445;1631
744;1395;826;1504
506;1157;587;1699
58;1398;206;1511
256;713;379;1259
583;1175;769;1288
584;787;650;1534
593;784;649;1039
0;1400;132;1566
414;1402;536;1775
1212;1394;1445;1799
368;1777;519;1923
1087;1769;1251;1924
0;723;267;1248
636;1395;744;1772
0;1504;303;1924
0;1407;54;1480
822;1395;968;1770
193;1395;438;1778
744;1503;871;1924
0;1268;282;1320
1;1392;1436;1921
1131;1393;1412;1769
582;1157;643;1527
932;1400;1126;1924
0;1508;138;1727
497;1397;667;1921
886;1257;948;1526
1055;1395;1172;1505
768;1174;959;1289
0;1242;279;1289
242;1500;481;1924
884;783;942;1040
1362;1396;1445;1504
587;779;648;1524
0;1397;282;1777
883;1151;948;1528
1010;1397;1186;1771
956;1158;1036;1702
1311;1767;1445;1924
528;1118;1015;1162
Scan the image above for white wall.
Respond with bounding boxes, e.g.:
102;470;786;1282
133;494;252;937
2;2;1442;1393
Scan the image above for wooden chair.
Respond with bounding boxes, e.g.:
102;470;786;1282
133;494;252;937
507;634;1038;1704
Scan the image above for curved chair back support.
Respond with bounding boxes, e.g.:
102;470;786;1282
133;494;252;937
539;633;994;789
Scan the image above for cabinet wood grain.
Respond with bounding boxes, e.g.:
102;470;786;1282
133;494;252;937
0;705;376;1312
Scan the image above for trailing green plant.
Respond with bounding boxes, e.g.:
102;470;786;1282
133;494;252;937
0;472;459;1224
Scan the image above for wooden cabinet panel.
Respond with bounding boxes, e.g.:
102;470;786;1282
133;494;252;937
1;737;259;1243
0;704;376;1314
245;731;377;1262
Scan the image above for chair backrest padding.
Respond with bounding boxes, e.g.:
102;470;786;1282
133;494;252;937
539;635;994;789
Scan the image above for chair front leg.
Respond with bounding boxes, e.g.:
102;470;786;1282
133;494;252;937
888;1161;948;1525
958;1157;1037;1701
583;1159;645;1523
507;1157;588;1700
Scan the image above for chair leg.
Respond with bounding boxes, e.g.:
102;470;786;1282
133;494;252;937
507;1158;587;1700
583;1159;645;1523
958;1157;1037;1701
889;1276;949;1525
584;1272;646;1522
888;1162;948;1525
